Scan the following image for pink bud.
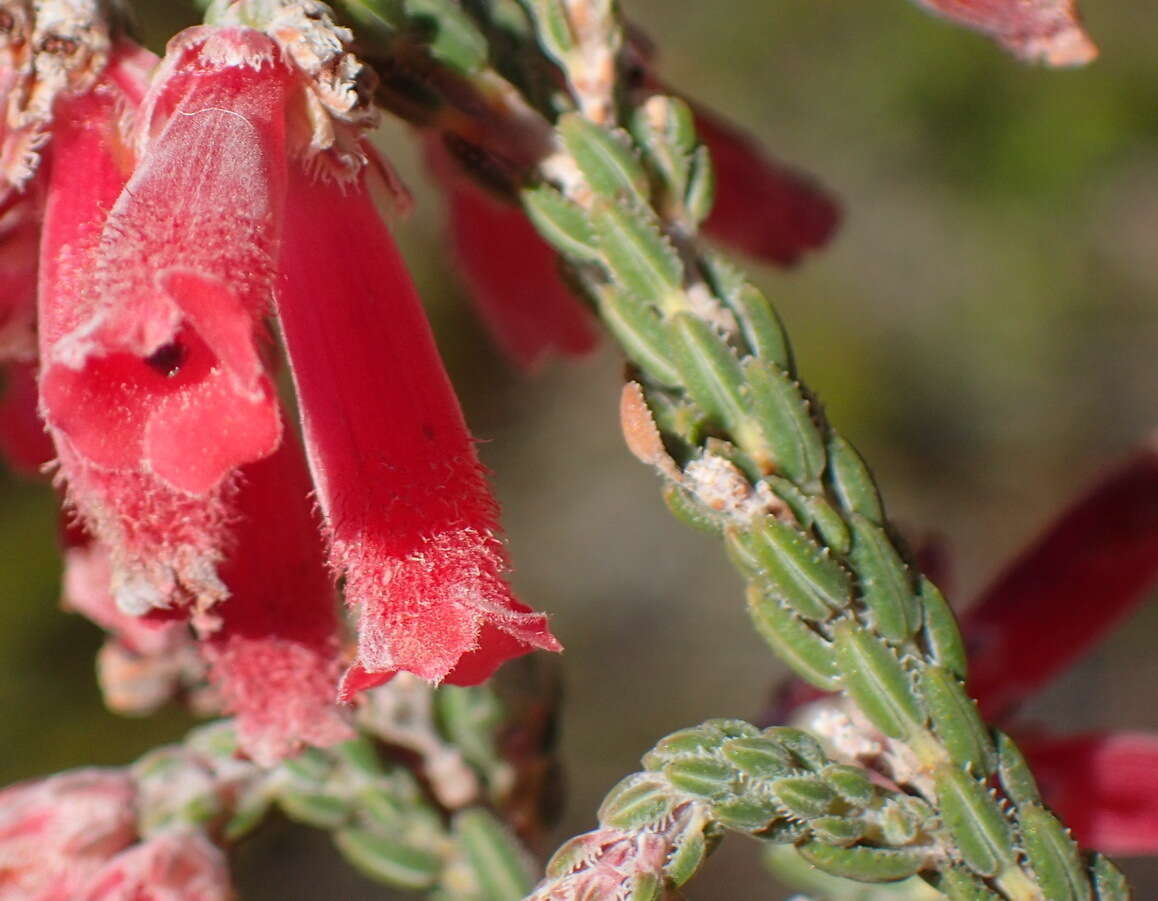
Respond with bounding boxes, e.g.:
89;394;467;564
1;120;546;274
78;831;232;901
0;769;137;901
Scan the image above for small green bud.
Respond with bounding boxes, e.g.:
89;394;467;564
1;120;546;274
559;114;650;203
745;585;842;690
1020;803;1092;901
918;665;995;774
521;184;601;262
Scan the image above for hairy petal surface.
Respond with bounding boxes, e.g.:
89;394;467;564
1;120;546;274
910;0;1097;65
202;427;352;765
38;33;293;613
276;160;560;696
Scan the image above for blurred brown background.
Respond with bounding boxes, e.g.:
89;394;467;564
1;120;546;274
2;0;1157;897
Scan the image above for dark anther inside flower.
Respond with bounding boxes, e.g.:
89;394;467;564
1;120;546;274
142;339;186;378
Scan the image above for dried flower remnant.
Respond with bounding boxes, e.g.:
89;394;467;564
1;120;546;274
0;0;113;194
910;0;1098;66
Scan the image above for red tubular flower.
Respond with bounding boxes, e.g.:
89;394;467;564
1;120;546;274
276;159;561;697
201;426;352;765
694;104;840;268
427;140;598;370
909;0;1097;66
0;769;137;900
78;831;231;901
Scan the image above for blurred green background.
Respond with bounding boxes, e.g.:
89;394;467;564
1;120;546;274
3;0;1158;897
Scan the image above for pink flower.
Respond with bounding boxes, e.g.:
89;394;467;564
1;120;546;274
0;769;137;901
77;831;232;901
910;0;1097;66
60;524;206;716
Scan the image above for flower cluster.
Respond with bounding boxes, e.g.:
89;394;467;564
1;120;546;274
0;2;564;764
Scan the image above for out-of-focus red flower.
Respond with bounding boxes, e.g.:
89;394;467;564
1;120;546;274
427;94;839;369
276;152;562;697
964;446;1158;721
0;362;54;473
694;104;840;268
0;769;137;901
78;831;231;901
910;0;1097;66
428;139;599;370
0;189;40;362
